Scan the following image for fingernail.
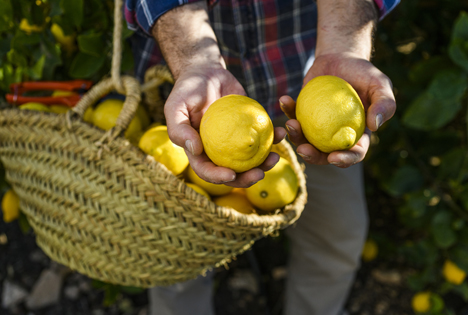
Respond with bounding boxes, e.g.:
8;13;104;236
298;153;311;160
376;114;383;130
249;180;260;186
286;124;297;136
221;174;236;183
279;100;285;108
330;161;343;166
185;140;194;155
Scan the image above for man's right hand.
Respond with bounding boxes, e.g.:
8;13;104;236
154;3;285;187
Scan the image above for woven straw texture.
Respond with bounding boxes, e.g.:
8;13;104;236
0;103;307;287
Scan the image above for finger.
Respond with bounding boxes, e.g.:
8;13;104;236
186;150;237;183
296;143;330;165
227;168;266;188
273;127;287;144
366;73;396;132
258;152;280;172
285;119;309;146
165;104;204;156
327;128;371;168
279;95;296;119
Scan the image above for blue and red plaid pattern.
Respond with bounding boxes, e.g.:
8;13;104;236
125;0;400;118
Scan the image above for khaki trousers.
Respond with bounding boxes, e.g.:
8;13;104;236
149;149;368;315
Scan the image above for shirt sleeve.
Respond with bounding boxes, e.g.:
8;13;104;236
373;0;400;20
125;0;217;36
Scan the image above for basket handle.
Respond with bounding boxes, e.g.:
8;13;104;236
68;0;141;139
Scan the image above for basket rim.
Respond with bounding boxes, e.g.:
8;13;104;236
0;107;307;230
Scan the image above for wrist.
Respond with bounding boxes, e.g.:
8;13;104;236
153;2;225;79
315;0;377;61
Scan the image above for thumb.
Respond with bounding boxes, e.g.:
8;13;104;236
166;108;204;156
366;74;396;132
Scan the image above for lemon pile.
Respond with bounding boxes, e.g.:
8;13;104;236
18;94;299;215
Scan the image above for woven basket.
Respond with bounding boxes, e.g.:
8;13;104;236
0;76;307;287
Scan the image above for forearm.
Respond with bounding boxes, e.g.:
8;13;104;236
152;2;225;79
315;0;378;60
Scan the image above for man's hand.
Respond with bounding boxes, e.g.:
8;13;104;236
280;0;396;168
154;2;286;187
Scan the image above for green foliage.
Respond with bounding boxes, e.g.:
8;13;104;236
370;2;468;312
0;0;133;95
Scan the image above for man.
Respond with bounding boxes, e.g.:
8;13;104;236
125;0;398;314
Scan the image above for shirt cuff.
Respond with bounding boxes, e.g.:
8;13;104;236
373;0;400;20
125;0;209;36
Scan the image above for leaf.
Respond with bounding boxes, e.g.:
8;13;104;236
0;0;14;32
40;38;62;80
431;211;457;249
398;193;429;229
402;92;462;131
77;32;103;57
385;165;424;197
68;51;105;78
449;12;468;72
0;37;10;62
403;69;468;131
438;148;466;180
427;69;468;101
28;55;46;80
60;0;83;29
11;30;41;50
430;293;445;312
408;56;453;85
450;244;468;272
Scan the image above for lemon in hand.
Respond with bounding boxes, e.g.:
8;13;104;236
139;125;189;176
296;76;365;153
186;166;233;196
246;157;298;212
200;95;274;173
442;260;466;285
91;99;143;142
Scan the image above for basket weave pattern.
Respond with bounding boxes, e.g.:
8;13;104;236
0;108;307;287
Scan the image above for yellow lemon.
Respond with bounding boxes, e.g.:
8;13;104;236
200;95;274;173
51;90;78;97
411;292;431;313
83;107;94;123
49;105;71;114
91;99;143;142
19;102;50;112
186;166;233;196
362;239;378;262
51;23;75;51
2;189;20;223
296;76;365;153
213;190;256;214
442;260;466;285
139;125;189;175
245;157;298;212
19;18;43;34
186;183;211;201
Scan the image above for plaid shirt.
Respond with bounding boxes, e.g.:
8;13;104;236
125;0;399;118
